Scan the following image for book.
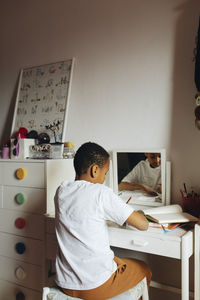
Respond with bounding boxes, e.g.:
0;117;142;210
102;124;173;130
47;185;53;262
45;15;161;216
143;204;199;224
127;222;183;233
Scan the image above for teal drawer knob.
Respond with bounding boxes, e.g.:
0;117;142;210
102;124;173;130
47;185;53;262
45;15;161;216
15;193;26;205
16;292;25;300
15;242;26;254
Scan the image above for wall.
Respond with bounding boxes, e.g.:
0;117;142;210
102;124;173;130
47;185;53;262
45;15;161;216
0;0;200;298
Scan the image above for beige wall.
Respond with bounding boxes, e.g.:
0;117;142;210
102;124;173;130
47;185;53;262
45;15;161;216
0;0;200;298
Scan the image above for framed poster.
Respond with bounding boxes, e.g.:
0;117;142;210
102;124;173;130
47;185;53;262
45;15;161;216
11;58;75;143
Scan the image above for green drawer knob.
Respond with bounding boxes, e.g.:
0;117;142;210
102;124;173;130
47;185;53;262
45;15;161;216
15;193;26;205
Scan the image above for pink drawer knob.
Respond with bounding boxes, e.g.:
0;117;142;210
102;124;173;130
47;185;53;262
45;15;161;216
15;218;26;229
15;266;26;280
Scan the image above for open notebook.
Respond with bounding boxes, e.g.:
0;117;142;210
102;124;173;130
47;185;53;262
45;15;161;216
143;204;199;224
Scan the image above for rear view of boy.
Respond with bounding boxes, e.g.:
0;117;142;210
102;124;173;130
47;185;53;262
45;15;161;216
54;142;152;300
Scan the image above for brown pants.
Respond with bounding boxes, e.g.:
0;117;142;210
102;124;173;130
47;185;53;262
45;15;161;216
61;256;152;300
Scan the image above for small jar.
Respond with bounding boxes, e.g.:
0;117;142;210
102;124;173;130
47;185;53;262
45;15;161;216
2;146;10;159
63;142;75;159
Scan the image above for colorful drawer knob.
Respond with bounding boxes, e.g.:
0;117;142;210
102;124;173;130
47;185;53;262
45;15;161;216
15;193;27;205
15;168;27;180
15;218;26;229
16;292;25;300
15;242;26;254
15;266;26;280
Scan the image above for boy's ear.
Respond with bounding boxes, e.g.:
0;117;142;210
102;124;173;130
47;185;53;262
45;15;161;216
91;164;99;178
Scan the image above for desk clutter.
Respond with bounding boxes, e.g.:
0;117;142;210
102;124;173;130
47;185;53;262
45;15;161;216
1;127;75;160
180;183;200;218
127;204;199;234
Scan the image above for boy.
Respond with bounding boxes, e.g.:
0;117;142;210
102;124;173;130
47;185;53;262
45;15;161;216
54;142;152;299
118;153;161;196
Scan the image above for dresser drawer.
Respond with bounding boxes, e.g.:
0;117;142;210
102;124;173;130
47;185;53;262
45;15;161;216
0;209;44;240
0;232;44;265
3;186;46;214
0;164;2;184
46;233;57;260
1;162;45;188
46;215;56;234
0;279;41;300
108;227;181;259
0;256;43;291
0;186;2;208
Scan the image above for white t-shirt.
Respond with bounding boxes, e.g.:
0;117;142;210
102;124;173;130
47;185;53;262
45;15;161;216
121;159;161;190
54;180;134;290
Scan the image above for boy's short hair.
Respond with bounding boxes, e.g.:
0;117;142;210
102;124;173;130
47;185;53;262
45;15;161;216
74;142;109;176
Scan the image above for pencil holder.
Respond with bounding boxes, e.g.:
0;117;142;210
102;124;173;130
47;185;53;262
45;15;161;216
181;190;200;217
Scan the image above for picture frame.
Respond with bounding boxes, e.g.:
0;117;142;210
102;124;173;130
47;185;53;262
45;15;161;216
11;58;75;143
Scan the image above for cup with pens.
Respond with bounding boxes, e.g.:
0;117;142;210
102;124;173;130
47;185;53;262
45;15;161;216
180;183;200;218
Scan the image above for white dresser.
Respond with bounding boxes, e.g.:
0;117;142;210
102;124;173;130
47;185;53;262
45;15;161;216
0;159;75;300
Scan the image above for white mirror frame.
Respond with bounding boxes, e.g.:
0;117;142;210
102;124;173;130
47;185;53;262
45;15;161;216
111;149;170;208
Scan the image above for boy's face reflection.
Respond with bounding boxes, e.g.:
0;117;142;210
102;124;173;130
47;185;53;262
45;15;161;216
145;153;161;168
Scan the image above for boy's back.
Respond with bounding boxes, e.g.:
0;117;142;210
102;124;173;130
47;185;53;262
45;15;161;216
55;180;133;290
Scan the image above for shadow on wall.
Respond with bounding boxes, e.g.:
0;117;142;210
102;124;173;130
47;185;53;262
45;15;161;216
169;0;200;203
1;75;20;147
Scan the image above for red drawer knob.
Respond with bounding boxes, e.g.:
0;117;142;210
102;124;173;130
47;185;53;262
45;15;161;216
15;218;26;229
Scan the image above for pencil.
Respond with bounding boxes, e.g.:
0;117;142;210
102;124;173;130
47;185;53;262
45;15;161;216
126;196;132;204
183;183;188;195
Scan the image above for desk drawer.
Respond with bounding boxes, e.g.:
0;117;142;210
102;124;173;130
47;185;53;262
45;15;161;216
3;186;46;214
108;227;181;259
0;209;44;240
0;232;44;265
0;279;41;300
1;162;45;188
0;256;43;291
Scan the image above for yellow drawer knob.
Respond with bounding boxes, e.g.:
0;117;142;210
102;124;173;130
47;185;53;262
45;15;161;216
16;168;27;180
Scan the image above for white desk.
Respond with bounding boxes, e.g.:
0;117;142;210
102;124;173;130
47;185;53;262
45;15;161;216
45;215;193;300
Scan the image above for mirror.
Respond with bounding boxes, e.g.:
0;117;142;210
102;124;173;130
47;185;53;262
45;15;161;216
112;149;168;209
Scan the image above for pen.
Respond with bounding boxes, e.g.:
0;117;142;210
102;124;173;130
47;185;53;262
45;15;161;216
126;196;132;204
183;183;188;196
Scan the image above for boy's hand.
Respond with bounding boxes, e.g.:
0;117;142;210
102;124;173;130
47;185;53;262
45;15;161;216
137;210;145;216
141;184;158;196
156;182;162;194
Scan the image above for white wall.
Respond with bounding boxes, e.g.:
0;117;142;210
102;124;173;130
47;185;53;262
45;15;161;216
0;0;200;298
0;1;199;200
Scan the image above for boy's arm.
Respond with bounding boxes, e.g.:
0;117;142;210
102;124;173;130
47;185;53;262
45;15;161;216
126;211;149;231
118;182;158;196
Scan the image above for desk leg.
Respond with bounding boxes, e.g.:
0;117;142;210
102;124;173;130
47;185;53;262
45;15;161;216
182;232;192;300
195;224;200;300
